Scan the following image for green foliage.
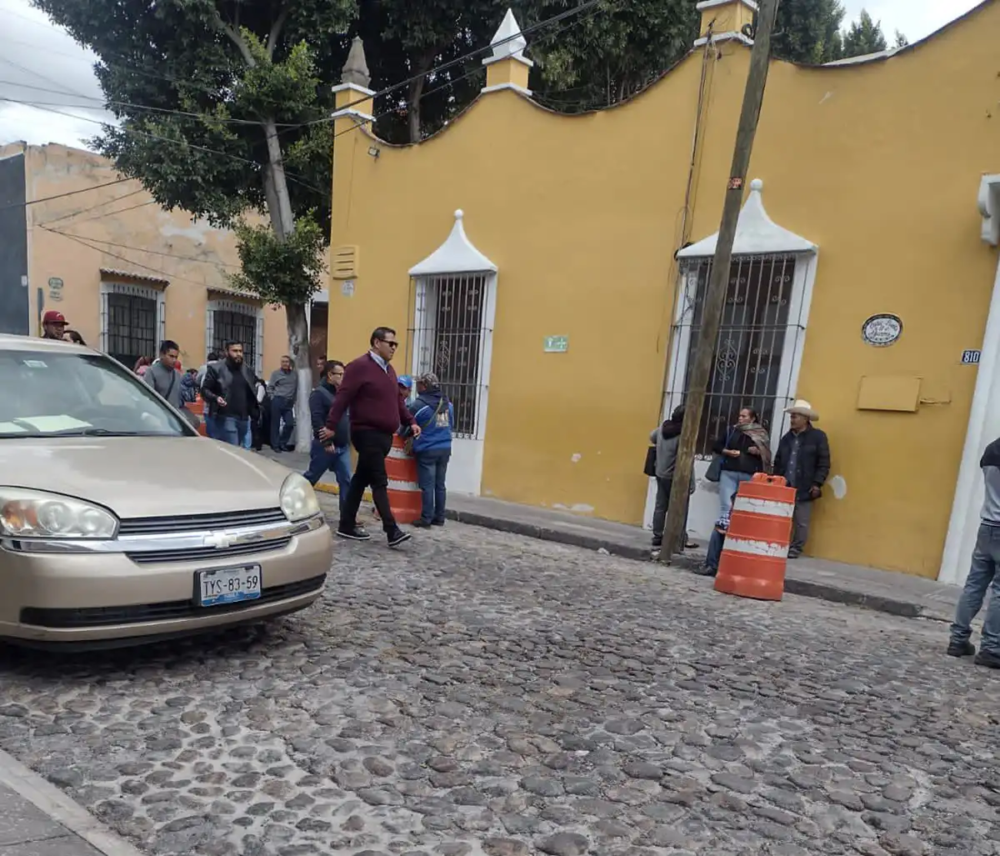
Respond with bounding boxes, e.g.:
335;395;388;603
525;0;699;112
772;0;846;64
842;9;889;57
893;30;909;50
32;0;354;234
229;215;327;305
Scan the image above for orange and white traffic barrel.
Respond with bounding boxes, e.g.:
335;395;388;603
714;473;795;601
383;435;422;524
187;395;207;437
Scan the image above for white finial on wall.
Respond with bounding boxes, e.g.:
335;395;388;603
484;8;533;67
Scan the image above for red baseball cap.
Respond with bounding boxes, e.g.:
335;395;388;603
42;310;68;325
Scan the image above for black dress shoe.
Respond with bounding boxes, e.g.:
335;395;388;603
946;640;976;658
973;648;1000;669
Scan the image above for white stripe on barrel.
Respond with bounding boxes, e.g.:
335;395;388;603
388;447;411;460
387;478;420;492
722;536;789;558
732;496;794;519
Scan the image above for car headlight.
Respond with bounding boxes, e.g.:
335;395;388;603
279;473;321;522
0;488;118;539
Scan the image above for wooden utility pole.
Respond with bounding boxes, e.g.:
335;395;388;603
661;0;781;561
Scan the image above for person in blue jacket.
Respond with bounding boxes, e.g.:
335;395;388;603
407;372;454;528
303;360;352;514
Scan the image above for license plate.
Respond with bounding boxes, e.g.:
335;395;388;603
196;564;262;607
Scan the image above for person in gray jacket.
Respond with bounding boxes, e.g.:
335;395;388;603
144;340;183;410
650;405;696;553
267;355;297;452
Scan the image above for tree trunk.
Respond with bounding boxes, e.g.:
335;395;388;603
407;50;436;144
262;117;313;453
284;300;313;454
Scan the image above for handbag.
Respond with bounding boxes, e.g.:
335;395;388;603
705;427;736;483
643;445;656;477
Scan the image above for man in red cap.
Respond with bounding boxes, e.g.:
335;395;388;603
41;311;68;340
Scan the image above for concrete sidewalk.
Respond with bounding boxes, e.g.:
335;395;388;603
0;748;143;856
264;447;962;623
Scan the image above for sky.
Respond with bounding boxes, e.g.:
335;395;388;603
0;0;987;150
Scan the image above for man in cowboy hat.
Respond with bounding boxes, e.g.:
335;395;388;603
773;400;831;558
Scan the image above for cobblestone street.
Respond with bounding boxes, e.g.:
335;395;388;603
0;501;997;856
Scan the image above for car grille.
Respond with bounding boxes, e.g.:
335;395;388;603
126;536;293;565
20;575;326;629
118;508;287;536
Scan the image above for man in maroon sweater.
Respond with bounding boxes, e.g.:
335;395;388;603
322;326;420;547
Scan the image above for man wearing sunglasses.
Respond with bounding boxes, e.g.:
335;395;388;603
322;326;421;547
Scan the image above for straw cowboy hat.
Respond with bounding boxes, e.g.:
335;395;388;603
785;399;820;421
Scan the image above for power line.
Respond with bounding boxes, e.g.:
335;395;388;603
0;97;326;197
0;176;133;213
41;225;239;269
34;187;145;227
52;198;158;227
285;0;608;137
39;226;224;287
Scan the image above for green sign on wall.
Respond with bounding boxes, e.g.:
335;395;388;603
543;335;568;353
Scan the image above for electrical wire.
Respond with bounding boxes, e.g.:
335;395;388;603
53;198;158;227
34;187;145;227
40;225;239;269
0;176;133;213
0;97;327;197
38;226;224;287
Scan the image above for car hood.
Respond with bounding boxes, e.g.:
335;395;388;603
0;436;297;518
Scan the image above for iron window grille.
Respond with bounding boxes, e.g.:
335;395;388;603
99;282;165;369
408;273;493;439
667;254;799;456
205;299;264;376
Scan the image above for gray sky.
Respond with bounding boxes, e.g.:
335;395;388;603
0;0;987;149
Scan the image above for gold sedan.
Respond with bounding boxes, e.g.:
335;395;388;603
0;335;332;649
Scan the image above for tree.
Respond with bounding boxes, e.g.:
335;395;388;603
32;0;355;450
894;30;909;49
842;9;889;57
524;0;699;112
358;0;506;143
771;0;845;64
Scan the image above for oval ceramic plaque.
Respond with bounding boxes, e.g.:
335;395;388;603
861;313;902;347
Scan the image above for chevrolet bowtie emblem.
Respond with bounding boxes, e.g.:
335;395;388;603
204;532;235;550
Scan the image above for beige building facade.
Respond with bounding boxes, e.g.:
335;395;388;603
0;142;294;375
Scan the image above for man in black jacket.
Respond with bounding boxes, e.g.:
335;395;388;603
303;360;353;513
200;341;259;447
773;399;831;559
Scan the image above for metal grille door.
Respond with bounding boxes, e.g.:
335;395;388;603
675;255;796;454
410;274;488;438
106;293;157;368
212;310;258;375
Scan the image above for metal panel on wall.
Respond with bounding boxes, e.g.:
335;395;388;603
0;153;29;335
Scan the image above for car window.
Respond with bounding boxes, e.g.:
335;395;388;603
0;348;192;437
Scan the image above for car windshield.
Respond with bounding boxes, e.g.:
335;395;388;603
0;348;192;438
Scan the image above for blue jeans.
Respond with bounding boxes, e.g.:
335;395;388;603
416;448;450;524
719;469;753;518
303;441;353;514
951;522;1000;655
218;416;249;448
271;396;295;450
243;417;253;449
204;413;218;440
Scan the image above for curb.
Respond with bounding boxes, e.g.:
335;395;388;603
0;746;145;856
443;509;930;620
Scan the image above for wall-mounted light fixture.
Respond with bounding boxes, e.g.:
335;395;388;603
368;145;380;160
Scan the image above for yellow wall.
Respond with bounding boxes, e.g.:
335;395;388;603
5;143;288;375
328;0;1000;578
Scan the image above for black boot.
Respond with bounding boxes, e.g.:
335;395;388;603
946;640;976;658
